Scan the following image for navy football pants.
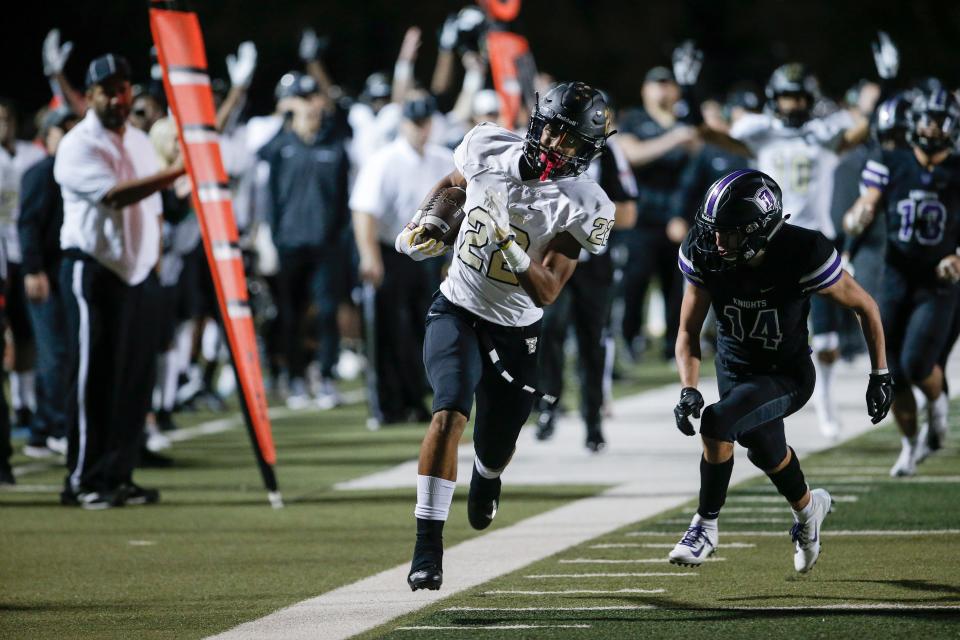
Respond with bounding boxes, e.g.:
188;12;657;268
423;293;541;471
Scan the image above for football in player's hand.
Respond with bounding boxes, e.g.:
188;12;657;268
420;186;466;246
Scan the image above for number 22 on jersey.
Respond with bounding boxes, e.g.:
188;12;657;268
458;206;531;286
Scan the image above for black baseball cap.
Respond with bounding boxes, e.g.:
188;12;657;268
644;66;674;84
275;72;320;100
40;106;78;133
85;54;131;89
403;95;437;122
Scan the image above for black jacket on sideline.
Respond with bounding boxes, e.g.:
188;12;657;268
18;155;62;283
259;122;351;250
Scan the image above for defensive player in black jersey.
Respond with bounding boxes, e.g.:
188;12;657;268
671;169;892;573
843;87;960;477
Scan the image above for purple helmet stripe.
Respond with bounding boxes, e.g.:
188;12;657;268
704;169;754;220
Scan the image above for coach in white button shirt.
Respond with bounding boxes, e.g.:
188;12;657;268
351;93;454;424
54;54;186;509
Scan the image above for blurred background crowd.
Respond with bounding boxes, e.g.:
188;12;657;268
0;0;957;494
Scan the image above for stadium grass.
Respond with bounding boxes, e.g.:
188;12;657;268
0;353;683;640
365;413;960;639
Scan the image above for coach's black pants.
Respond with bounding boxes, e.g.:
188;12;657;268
276;245;341;380
60;255;161;494
537;256;612;427
423;293;541;471
371;245;433;421
617;228;683;359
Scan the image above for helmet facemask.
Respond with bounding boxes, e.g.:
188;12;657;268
523;103;605;181
693;213;785;272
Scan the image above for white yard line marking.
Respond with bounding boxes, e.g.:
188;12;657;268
711;507;798;514
482;588;665;595
591;542;755;549
805;467;891;475
730;495;859;503
0;483;61;492
714;604;960;611
661;517;788;524
444;606;654;612
11;462;53;478
127;540;156;546
627;529;960;537
525;572;697;578
397;624;593;630
827;476;960;484
560;557;725;564
737;484;875;493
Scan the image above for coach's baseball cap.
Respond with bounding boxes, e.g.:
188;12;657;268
402;94;438;122
275;72;320;100
85;53;131;89
40;106;78;134
644;66;674;84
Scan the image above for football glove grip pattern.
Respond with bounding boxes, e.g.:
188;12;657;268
866;371;893;424
674;386;704;436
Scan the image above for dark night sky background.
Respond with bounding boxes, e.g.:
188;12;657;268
6;0;960;122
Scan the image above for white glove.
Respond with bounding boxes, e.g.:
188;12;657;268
872;31;899;80
395;212;450;261
478;190;530;273
672;40;702;87
439;14;459;51
42;28;73;77
299;28;328;62
936;255;960;284
226;41;258;89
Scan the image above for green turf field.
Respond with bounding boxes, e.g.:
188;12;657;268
366;421;960;639
0;353;682;640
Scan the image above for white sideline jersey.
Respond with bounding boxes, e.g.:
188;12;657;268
440;123;615;327
731;111;853;239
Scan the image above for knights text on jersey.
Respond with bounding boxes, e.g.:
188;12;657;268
678;224;841;368
860;147;960;281
730;112;851;238
440;123;615;326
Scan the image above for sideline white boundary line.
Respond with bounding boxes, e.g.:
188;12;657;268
482;588;665;595
626;529;960;537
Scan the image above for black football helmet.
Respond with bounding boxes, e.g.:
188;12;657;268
873;91;914;148
692;169;786;271
523;82;610;181
907;86;960;156
765;63;819;128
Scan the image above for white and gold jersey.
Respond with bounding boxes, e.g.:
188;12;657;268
440;123;615;326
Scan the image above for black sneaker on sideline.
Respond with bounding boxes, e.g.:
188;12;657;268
467;465;501;531
586;423;607;453
78;488;127;510
122;482;161;506
535;410;556;441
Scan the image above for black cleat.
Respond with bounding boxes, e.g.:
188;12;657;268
407;564;443;591
535;410;556;441
586;423;606;453
467;465;501;530
122;482;161;505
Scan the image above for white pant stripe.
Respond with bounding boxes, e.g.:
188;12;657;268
69;261;91;493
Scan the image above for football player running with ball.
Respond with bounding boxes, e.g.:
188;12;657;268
844;87;960;476
395;82;615;591
670;170;892;573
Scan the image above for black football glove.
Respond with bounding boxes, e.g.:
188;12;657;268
674;387;704;436
866;371;893;424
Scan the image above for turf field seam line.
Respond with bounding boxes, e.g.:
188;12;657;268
481;588;666;595
626;529;960;537
524;572;698;578
559;557;726;564
396;624;594;630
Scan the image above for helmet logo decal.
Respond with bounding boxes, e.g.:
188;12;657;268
703;168;753;221
750;186;777;213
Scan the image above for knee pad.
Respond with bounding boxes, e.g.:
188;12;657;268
740;424;787;471
698;405;723;441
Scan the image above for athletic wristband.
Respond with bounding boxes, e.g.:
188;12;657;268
498;238;531;274
871;368;889;376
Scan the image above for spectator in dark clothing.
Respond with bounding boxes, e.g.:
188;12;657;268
615;67;697;360
17;106;78;456
259;72;351;409
0;239;13;484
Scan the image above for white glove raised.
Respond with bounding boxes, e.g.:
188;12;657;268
226;41;258;89
42;28;73;77
439;14;459;51
672;40;703;87
872;31;899;80
395;211;451;261
299;28;328;62
936;255;960;284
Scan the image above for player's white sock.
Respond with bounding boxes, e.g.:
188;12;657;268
414;475;457;521
929;392;949;439
692;512;719;532
812;358;839;437
10;371;37;412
